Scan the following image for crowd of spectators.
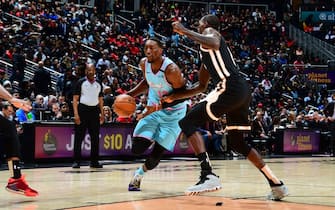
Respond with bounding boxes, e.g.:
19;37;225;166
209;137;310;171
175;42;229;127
0;0;334;155
296;2;335;44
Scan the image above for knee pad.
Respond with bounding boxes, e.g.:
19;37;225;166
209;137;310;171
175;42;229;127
144;143;165;170
227;131;251;157
131;137;152;155
144;156;160;170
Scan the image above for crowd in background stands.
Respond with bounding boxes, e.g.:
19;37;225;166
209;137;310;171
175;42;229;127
0;0;334;155
299;3;335;44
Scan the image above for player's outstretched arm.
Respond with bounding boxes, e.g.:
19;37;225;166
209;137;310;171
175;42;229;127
0;85;32;111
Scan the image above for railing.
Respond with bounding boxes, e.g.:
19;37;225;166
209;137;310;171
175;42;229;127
114;14;199;58
3;11;100;57
0;58;62;90
116;15;136;29
25;60;62;89
282;64;328;68
3;12;41;30
125;62;141;72
68;38;99;54
0;59;33;87
57;0;95;8
288;24;335;62
154;32;199;57
166;0;268;13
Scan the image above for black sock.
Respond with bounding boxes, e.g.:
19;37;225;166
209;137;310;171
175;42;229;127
260;170;282;186
9;160;22;179
198;152;212;175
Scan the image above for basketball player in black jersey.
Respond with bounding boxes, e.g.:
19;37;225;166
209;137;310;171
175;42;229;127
0;84;38;196
163;14;288;200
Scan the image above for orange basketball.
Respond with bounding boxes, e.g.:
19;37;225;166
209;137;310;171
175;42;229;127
113;94;136;117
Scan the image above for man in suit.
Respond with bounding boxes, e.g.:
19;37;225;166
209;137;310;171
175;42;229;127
324;95;335;157
251;111;270;139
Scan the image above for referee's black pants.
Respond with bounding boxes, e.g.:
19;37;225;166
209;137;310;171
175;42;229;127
73;104;100;163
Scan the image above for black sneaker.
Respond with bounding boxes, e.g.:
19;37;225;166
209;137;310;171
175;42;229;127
72;162;80;169
90;162;103;168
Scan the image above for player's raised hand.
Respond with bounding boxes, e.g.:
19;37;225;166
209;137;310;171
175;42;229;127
172;21;186;35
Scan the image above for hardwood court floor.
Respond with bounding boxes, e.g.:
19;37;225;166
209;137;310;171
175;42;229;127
0;157;334;210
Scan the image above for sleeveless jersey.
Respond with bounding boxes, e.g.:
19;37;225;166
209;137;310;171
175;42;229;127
145;57;174;107
200;37;240;84
135;57;187;151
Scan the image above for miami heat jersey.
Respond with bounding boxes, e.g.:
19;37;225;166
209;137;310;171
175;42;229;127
144;57;174;107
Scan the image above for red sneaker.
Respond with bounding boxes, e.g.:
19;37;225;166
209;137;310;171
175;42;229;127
6;176;39;197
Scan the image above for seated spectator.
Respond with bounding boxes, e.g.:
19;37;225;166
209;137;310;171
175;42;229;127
325;29;335;44
103;106;114;123
251;111;274;154
59;102;71;121
3;80;12;93
251;111;271;139
198;126;225;156
286;110;297;128
50;103;63;121
295;114;308;129
57;95;66;105
43;95;58;112
11;89;20;99
31;95;47;120
307;110;327;131
16;98;35;123
136;94;147;113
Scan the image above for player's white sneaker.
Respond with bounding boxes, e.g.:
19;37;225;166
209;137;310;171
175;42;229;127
185;173;222;196
267;181;288;200
128;174;143;191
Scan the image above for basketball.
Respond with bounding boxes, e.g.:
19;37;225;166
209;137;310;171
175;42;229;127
113;94;136;117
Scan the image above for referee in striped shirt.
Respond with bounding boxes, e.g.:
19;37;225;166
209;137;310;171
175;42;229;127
72;63;104;168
